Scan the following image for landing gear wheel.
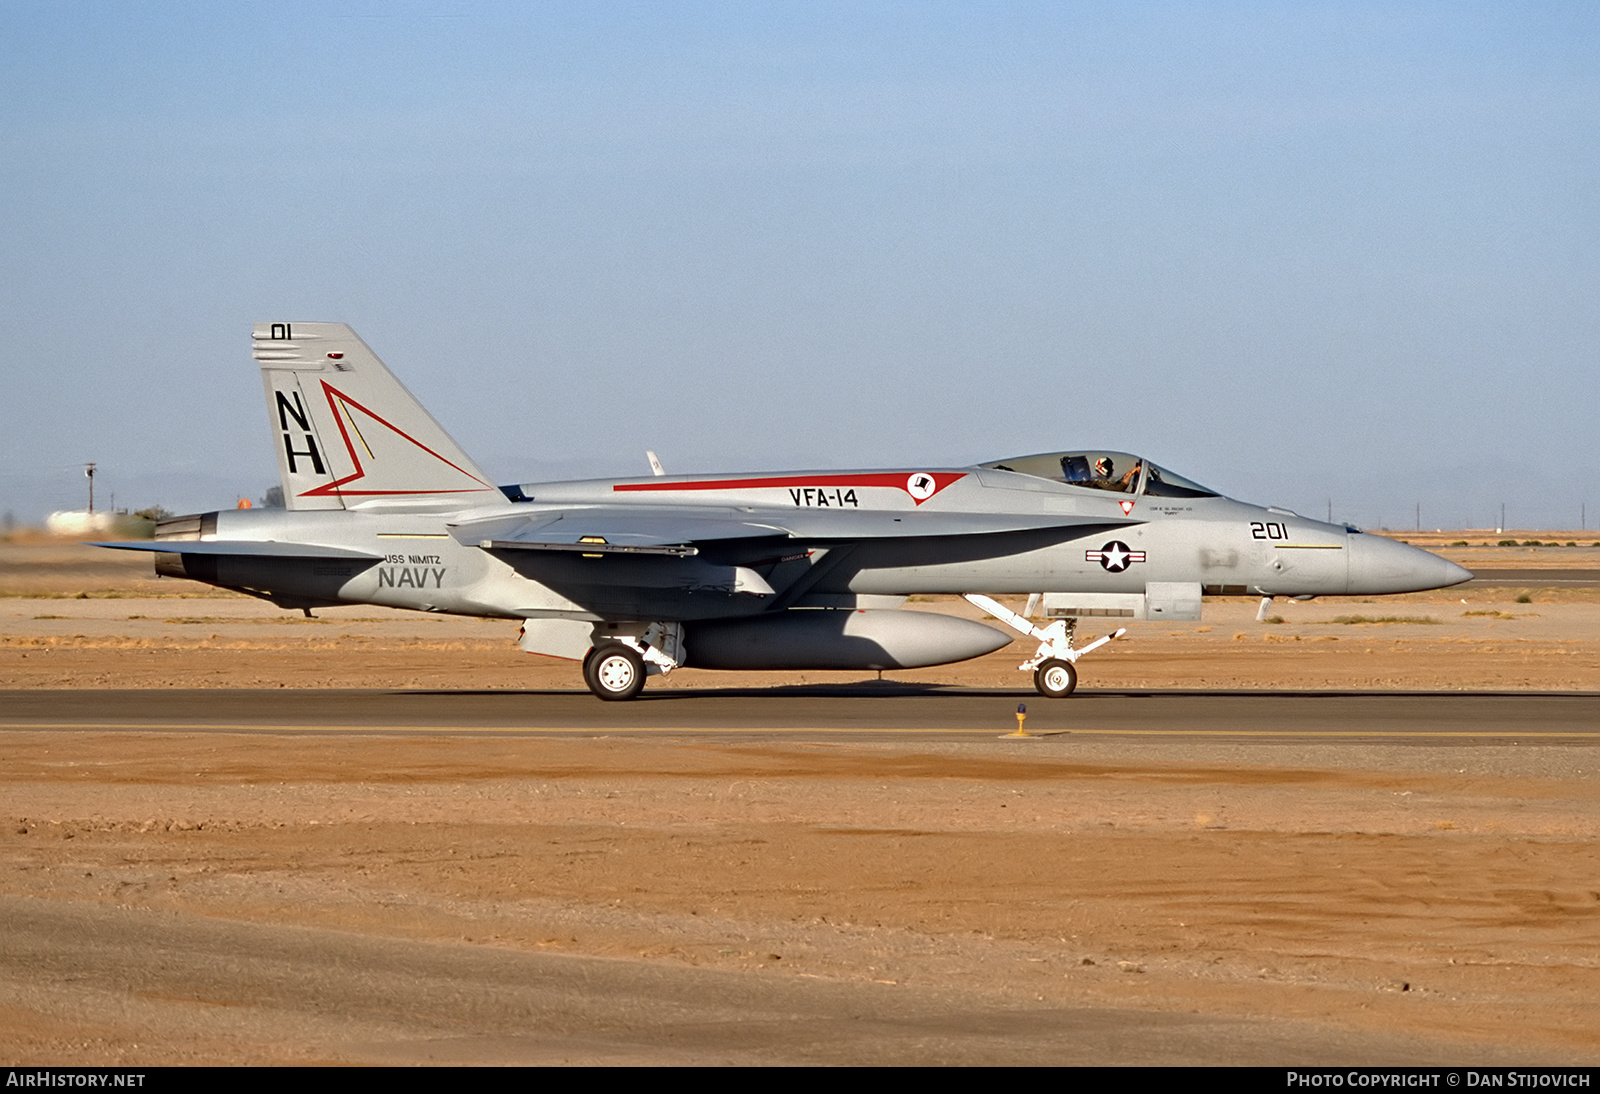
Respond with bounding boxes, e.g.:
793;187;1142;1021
1034;658;1077;698
584;643;646;701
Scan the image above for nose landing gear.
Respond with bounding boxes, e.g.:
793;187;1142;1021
963;594;1126;698
1034;658;1078;699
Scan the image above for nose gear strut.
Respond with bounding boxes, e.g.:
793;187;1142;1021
963;593;1127;698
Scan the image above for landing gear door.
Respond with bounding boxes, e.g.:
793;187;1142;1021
1144;581;1202;621
1040;592;1144;620
1039;582;1201;622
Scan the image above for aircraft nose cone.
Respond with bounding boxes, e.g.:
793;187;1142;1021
1347;534;1474;594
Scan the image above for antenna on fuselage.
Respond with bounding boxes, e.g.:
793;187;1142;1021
647;451;665;477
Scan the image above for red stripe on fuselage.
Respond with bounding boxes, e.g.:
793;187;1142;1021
614;471;965;501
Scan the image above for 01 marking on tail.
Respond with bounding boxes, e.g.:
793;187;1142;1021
97;323;1472;700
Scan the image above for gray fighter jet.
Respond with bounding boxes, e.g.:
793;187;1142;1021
98;323;1472;700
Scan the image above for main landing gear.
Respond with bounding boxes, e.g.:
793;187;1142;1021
583;643;646;701
580;623;685;701
963;594;1126;699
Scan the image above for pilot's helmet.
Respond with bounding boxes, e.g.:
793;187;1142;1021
1094;457;1114;478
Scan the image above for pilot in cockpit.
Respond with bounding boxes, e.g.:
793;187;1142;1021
1090;456;1142;493
1057;453;1143;493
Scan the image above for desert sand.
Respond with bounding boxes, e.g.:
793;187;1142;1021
1;538;1597;1064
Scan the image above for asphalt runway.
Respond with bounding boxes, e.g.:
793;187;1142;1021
3;687;1597;741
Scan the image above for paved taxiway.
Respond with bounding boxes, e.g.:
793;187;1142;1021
4;687;1597;741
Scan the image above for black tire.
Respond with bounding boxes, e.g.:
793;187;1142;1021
1033;658;1077;698
584;642;646;701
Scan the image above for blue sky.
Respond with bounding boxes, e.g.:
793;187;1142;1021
2;2;1596;530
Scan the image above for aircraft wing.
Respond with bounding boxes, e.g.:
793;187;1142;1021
455;508;790;557
453;505;1140;622
92;541;383;559
777;508;1133;538
453;505;1136;555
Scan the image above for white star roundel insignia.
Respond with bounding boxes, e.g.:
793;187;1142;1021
906;473;937;501
1085;540;1147;572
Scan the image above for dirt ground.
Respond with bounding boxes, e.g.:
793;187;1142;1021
1;538;1598;1064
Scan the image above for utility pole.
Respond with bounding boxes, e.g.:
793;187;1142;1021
85;463;96;513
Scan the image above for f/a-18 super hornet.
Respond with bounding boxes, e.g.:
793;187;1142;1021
97;323;1472;700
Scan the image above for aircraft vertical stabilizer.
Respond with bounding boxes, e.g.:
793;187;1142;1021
253;323;504;511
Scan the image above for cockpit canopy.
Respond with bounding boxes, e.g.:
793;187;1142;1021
979;451;1219;499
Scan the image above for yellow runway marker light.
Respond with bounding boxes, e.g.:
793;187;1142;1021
1003;702;1035;739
